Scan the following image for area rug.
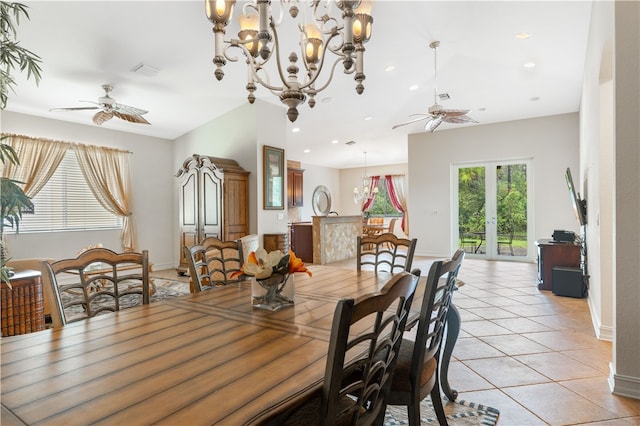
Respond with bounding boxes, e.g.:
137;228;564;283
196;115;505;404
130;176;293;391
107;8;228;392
384;398;500;425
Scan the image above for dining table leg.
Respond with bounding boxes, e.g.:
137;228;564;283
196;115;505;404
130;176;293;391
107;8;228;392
440;303;461;401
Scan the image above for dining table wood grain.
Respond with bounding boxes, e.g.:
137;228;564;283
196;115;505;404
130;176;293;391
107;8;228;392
1;265;410;426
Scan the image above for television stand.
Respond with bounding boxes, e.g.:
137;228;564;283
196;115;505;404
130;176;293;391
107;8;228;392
535;239;581;291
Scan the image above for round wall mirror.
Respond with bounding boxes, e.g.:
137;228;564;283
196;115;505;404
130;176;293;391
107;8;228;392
312;185;332;216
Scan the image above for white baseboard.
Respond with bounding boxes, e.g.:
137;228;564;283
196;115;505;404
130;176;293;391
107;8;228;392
150;262;177;272
609;364;640;400
588;294;613;341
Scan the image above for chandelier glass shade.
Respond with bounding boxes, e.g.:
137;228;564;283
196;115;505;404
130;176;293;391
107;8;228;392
205;0;374;122
353;152;378;204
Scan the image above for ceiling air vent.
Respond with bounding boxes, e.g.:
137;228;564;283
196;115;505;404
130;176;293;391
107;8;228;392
438;93;450;101
345;140;356;146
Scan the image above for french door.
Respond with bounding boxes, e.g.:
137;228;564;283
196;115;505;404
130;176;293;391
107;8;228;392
453;159;534;261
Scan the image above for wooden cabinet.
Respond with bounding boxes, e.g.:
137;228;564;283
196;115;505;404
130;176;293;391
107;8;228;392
176;154;249;275
290;223;313;263
535;239;581;291
264;233;289;253
287;167;304;207
1;270;44;336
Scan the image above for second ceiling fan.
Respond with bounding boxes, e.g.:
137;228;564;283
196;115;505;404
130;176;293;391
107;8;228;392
50;84;150;126
393;41;477;132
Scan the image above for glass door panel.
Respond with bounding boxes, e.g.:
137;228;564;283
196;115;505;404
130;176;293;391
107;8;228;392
455;160;532;260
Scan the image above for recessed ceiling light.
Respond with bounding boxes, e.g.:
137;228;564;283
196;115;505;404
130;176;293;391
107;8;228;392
303;149;310;153
523;62;536;69
385;65;395;72
321;97;332;103
478;107;486;112
516;32;531;39
292;127;300;133
331;140;339;144
364;116;373;121
530;96;540;101
409;84;419;91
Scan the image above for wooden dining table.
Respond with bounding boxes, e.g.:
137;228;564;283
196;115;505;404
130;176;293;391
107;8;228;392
1;265;462;425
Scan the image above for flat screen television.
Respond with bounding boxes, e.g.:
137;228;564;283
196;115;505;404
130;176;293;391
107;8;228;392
565;167;587;226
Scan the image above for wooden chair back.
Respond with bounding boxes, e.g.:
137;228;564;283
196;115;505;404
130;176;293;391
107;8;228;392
387;249;465;425
269;271;419;425
184;244;212;293
44;248;150;327
185;237;244;292
200;237;243;285
357;233;417;273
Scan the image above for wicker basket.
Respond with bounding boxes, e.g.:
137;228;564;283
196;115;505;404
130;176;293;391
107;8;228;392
1;270;45;337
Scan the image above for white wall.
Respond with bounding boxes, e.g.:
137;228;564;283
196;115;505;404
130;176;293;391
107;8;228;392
2;111;175;269
287;163;341;223
407;113;580;258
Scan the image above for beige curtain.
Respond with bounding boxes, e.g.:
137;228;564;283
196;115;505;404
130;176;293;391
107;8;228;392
72;144;137;251
0;134;69;197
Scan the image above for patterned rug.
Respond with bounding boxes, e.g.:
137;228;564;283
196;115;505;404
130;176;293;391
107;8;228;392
385;398;500;425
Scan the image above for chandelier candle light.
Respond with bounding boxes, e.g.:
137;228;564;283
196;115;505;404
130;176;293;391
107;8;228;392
353;151;378;204
205;0;374;122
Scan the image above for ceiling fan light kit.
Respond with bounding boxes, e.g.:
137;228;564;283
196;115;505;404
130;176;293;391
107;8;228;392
392;40;477;132
205;0;374;122
50;84;150;126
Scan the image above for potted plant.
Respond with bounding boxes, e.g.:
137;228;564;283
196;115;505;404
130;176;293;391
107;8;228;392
0;1;43;285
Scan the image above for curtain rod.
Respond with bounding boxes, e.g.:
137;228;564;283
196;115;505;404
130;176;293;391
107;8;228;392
1;132;133;154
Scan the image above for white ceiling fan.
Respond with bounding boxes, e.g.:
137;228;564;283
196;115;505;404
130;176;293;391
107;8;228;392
50;84;150;126
392;41;477;132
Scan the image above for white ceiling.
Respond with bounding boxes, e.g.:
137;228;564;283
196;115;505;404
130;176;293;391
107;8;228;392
5;1;592;169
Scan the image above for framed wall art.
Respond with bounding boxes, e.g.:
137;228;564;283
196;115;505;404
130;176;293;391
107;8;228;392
263;145;284;210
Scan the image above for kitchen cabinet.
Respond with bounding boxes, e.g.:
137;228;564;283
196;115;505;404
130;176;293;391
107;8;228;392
290;223;313;263
287;167;304;207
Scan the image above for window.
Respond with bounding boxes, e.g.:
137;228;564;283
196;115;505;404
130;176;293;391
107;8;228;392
367;179;402;217
9;150;122;233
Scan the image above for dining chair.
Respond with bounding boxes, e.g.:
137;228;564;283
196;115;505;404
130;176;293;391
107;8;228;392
200;236;244;285
497;227;515;256
263;270;420;426
43;248;150;327
386;249;465;426
357;233;418;273
184;244;213;292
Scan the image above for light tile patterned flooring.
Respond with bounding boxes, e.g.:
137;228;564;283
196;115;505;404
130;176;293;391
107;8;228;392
329;256;640;425
159;256;640;425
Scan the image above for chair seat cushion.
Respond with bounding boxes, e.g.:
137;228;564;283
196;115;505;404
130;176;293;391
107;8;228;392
391;338;437;392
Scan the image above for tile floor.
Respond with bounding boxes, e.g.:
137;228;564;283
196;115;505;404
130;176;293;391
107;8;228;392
324;256;640;425
158;256;640;425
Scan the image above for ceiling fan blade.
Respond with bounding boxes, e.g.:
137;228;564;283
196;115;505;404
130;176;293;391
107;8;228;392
113;111;150;125
113;103;148;116
425;116;443;132
49;106;99;112
441;108;471;117
392;115;429;129
443;114;478;124
92;111;113;125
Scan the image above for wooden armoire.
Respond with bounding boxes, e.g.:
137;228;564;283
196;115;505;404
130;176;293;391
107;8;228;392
176;154;250;275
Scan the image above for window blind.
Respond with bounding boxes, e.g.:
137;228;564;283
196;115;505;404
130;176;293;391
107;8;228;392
10;150;122;233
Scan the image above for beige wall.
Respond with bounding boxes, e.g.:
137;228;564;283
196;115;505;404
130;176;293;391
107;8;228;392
407;113;580;258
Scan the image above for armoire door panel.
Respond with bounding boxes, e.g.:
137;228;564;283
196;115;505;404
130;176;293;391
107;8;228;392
180;174;197;226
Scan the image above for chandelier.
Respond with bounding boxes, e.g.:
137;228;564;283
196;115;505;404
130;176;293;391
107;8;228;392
353;151;378;204
205;0;374;122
